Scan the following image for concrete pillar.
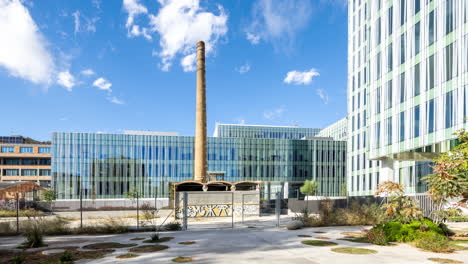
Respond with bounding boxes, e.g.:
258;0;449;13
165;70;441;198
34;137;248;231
380;157;395;182
194;41;207;183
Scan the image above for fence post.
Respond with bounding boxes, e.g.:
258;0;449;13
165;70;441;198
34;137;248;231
16;193;19;234
241;193;244;224
275;191;280;228
183;192;188;230
231;192;234;229
136;192;140;231
80;187;83;229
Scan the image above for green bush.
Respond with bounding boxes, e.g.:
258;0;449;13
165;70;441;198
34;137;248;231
372;218;447;243
59;251;73;264
150;233;160;241
366;228;388;245
415;232;451;253
22;221;45;248
164;221;182;231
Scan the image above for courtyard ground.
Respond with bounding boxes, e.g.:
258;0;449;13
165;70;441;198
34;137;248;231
1;223;467;264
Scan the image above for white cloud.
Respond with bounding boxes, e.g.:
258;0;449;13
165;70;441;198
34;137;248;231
316;88;329;104
57;71;75;91
246;32;260;45
123;0;147;29
130;25;151;40
80;68;95;76
283;69;319;85
263;106;285;120
246;0;312;51
0;0;54;84
108;96;124;105
93;77;112;91
72;11;80;34
236;62;250;74
147;0;228;71
72;10;98;34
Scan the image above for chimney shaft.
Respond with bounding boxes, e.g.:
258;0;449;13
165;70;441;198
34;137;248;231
194;41;207;183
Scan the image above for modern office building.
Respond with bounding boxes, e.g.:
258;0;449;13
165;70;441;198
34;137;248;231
317;118;348;141
52;124;346;200
0;136;52;187
213;123;321;139
347;0;468;196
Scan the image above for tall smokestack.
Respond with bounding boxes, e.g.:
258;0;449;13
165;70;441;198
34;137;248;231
194;41;207;183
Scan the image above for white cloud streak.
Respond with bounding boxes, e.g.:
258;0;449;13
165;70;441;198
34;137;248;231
57;71;75;91
236;62;251;74
108;96;124;105
316;88;329;104
0;0;54;85
246;0;312;50
283;69;319;85
123;0;147;29
72;10;98;34
80;69;95;76
93;77;112;91
263;106;285;120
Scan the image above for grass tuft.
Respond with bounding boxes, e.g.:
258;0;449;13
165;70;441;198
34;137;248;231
178;241;196;245
172;256;194;263
82;242;137;250
116;253;139;259
129;245;169;253
331;247;377;255
301;240;337;247
427;258;463;263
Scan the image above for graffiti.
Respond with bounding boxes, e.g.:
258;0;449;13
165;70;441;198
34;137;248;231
176;203;259;218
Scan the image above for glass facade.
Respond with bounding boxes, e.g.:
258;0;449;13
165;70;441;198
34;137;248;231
213;124;321;139
52;132;346;199
348;0;468;196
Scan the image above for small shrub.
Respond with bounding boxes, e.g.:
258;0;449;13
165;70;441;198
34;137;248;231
150;233;160;241
59;251;73;264
367;228;388;245
164;221;182;231
11;254;25;264
415;232;452;253
22;221;45;248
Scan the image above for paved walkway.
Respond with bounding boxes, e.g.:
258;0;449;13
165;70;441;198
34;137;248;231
1;224;467;264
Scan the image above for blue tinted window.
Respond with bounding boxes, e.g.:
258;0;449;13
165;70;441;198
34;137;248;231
1;147;14;153
20;147;33;153
414;106;420;137
38;147;50;153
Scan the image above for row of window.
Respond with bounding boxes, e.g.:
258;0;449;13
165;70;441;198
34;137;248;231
0;158;51;165
2;169;51;176
0;146;51;153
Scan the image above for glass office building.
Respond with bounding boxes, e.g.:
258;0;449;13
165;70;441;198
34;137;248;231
317;118;348;141
52;128;346;199
213;123;321;139
347;0;468;196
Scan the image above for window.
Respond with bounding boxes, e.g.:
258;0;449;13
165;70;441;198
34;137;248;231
427;55;435;90
376;18;382;46
427;99;435;133
38;147;50;154
20;147;33;153
400;111;405;141
414;0;420;14
388;43;393;72
21;159;36;165
400;0;406;26
376;86;381;114
400;72;405;103
414;63;420;96
414;22;420;55
39;159;51;165
1;147;14;153
445;43;454;81
414;105;420;138
388;7;393;36
386;80;393;109
400;34;406;64
376;52;381;80
39;169;51;176
386;117;392;145
22;169;37;176
376;121;381;148
4;159;19;165
446;91;453;128
3;169;19;176
446;0;454;34
428;11;435;46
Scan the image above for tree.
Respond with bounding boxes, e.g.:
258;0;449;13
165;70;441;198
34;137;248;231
42;189;57;211
423;129;468;223
300;180;318;213
375;181;422;223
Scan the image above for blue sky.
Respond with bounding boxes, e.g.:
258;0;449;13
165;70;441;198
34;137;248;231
0;0;348;141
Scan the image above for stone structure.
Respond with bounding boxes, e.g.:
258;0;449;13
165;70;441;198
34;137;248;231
194;41;207;183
